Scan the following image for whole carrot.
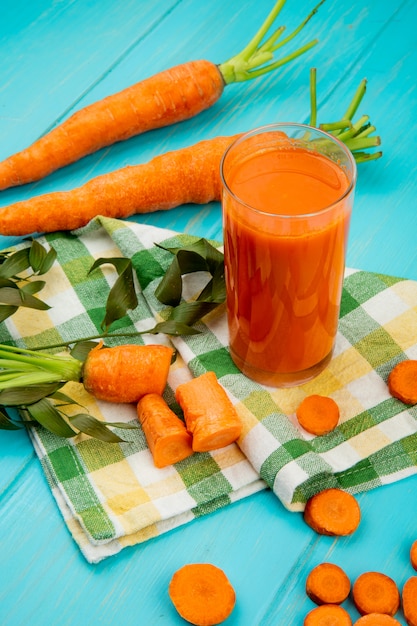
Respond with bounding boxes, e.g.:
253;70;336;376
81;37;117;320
0;1;323;190
1;341;173;404
0;135;239;236
0;70;382;237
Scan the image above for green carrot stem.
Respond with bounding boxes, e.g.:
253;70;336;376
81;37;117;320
342;78;367;122
353;151;383;163
219;0;324;84
0;345;82;383
310;67;318;127
343;136;381;151
319;120;352;132
272;0;325;52
0;371;65;391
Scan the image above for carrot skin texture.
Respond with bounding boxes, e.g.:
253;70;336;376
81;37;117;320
304;488;361;536
352;572;400;617
175;371;242;452
0;60;224;190
0;134;240;236
169;563;236;626
82;343;173;403
137;393;193;468
403;577;417;626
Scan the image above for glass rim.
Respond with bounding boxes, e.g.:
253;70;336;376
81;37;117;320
220;122;357;220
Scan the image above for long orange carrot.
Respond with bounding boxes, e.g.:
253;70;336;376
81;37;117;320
0;2;323;190
137;393;193;468
0;135;239;236
175;371;242;452
169;563;236;626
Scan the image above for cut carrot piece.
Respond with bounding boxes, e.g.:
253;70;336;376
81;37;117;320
169;563;236;626
403;576;417;626
83;343;173;403
352;571;400;617
175;371;242;452
306;562;351;605
411;540;417;571
296;394;340;435
304;604;352;625
388;360;417;405
354;614;402;625
137;394;193;468
304;488;361;536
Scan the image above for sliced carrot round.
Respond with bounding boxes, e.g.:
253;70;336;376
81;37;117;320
410;540;417;571
304;488;361;536
304;604;352;625
402;576;417;626
354;614;402;625
387;359;417;405
169;563;236;626
306;562;351;605
296;394;340;435
352;571;400;617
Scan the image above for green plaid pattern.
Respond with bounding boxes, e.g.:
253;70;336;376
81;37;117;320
3;217;417;563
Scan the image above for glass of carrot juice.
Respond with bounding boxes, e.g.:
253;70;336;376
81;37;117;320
220;123;357;387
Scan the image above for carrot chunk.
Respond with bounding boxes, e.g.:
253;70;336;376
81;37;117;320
352;571;400;617
354;614;402;625
304;488;361;536
410;540;417;571
304;604;352;625
388;360;417;404
306;562;351;605
168;563;236;626
403;576;417;626
137;394;193;468
175;371;242;452
296;394;340;435
83;343;173;403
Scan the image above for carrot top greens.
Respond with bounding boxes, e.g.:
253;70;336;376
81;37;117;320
219;0;325;84
0;240;56;323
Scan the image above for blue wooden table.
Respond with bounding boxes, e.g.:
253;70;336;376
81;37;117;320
1;1;416;624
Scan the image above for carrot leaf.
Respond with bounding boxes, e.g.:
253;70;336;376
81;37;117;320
23;398;78;438
155;239;223;306
68;413;134;443
0;240;56;322
0;406;23;430
88;257;138;331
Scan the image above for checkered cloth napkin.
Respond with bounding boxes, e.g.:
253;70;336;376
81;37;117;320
3;217;416;563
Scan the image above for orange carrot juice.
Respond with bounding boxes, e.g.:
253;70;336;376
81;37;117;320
221;124;356;387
